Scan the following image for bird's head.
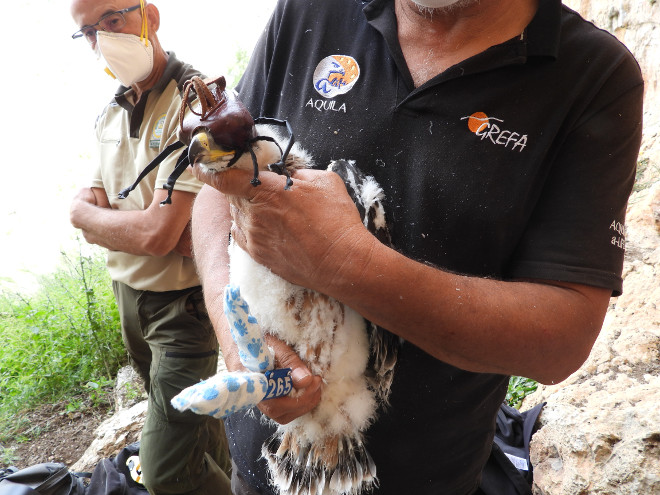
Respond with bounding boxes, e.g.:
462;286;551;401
118;75;295;206
178;75;295;188
187;130;237;173
188;127;286;175
179;75;256;172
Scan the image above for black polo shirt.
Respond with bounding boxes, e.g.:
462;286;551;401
231;0;643;493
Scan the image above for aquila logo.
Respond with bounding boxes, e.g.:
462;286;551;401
461;111;528;152
312;55;360;99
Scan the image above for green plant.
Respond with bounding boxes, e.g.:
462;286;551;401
226;48;249;89
121;380;144;403
633;157;659;193
506;376;538;409
85;378;115;408
63;398;85;415
0;446;17;466
0;416;31;445
0;241;126;442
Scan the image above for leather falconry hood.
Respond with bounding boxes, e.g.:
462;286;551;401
178;75;256;149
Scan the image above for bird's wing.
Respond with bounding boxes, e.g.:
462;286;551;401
327;159;401;405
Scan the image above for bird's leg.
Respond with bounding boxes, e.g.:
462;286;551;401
253;117;296;190
250;136;294;189
170;285;293;419
247;146;262;186
269;162;294;190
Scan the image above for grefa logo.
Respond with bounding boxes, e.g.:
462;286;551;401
461;112;528;152
312;55;360;98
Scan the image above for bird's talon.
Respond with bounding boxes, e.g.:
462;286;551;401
268;161;287;174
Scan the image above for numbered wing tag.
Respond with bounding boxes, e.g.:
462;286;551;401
263;368;293;400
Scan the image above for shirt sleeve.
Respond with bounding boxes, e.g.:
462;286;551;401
507;54;644;296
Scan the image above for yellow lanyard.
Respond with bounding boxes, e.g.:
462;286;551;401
140;0;149;46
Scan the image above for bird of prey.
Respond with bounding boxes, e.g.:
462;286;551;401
122;76;400;495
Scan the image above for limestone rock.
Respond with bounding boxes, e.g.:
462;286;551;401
652;182;660;233
114;365;147;410
69;366;148;472
524;3;660;494
526;184;660;494
71;399;146;473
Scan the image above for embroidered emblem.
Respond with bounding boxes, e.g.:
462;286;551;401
461;112;528;152
312;55;360;98
149;113;166;148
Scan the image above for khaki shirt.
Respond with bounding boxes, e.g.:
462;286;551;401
92;54;203;291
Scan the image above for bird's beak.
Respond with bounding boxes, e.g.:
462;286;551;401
188;131;234;166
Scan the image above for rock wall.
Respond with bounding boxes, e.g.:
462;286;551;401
564;0;660;127
524;1;660;494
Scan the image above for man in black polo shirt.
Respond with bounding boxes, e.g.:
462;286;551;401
190;0;643;493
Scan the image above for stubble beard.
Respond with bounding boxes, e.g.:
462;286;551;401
415;0;481;18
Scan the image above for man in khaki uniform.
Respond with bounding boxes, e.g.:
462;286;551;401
69;1;232;493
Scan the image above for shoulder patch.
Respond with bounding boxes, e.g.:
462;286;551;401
149;113;167;148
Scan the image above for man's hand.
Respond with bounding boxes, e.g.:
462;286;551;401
70;187;107;244
217;318;322;425
191;166;372;296
257;336;323;424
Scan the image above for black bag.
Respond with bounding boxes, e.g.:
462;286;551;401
479;402;545;495
0;463;87;495
86;442;147;495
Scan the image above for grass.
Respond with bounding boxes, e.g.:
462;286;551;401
0;241;126;445
506;376;539;409
0;446;17;466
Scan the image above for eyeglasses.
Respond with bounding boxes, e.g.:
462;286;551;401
71;4;141;44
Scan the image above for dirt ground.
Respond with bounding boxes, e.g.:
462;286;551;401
2;399;111;470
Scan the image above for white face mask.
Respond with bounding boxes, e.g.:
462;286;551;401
410;0;464;8
96;31;154;87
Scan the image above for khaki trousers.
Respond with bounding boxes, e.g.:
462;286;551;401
113;281;233;495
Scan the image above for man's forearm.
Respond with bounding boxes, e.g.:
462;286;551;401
190;171;611;385
321;234;611;384
191;185;238;365
70;189;195;256
71;199;158;254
